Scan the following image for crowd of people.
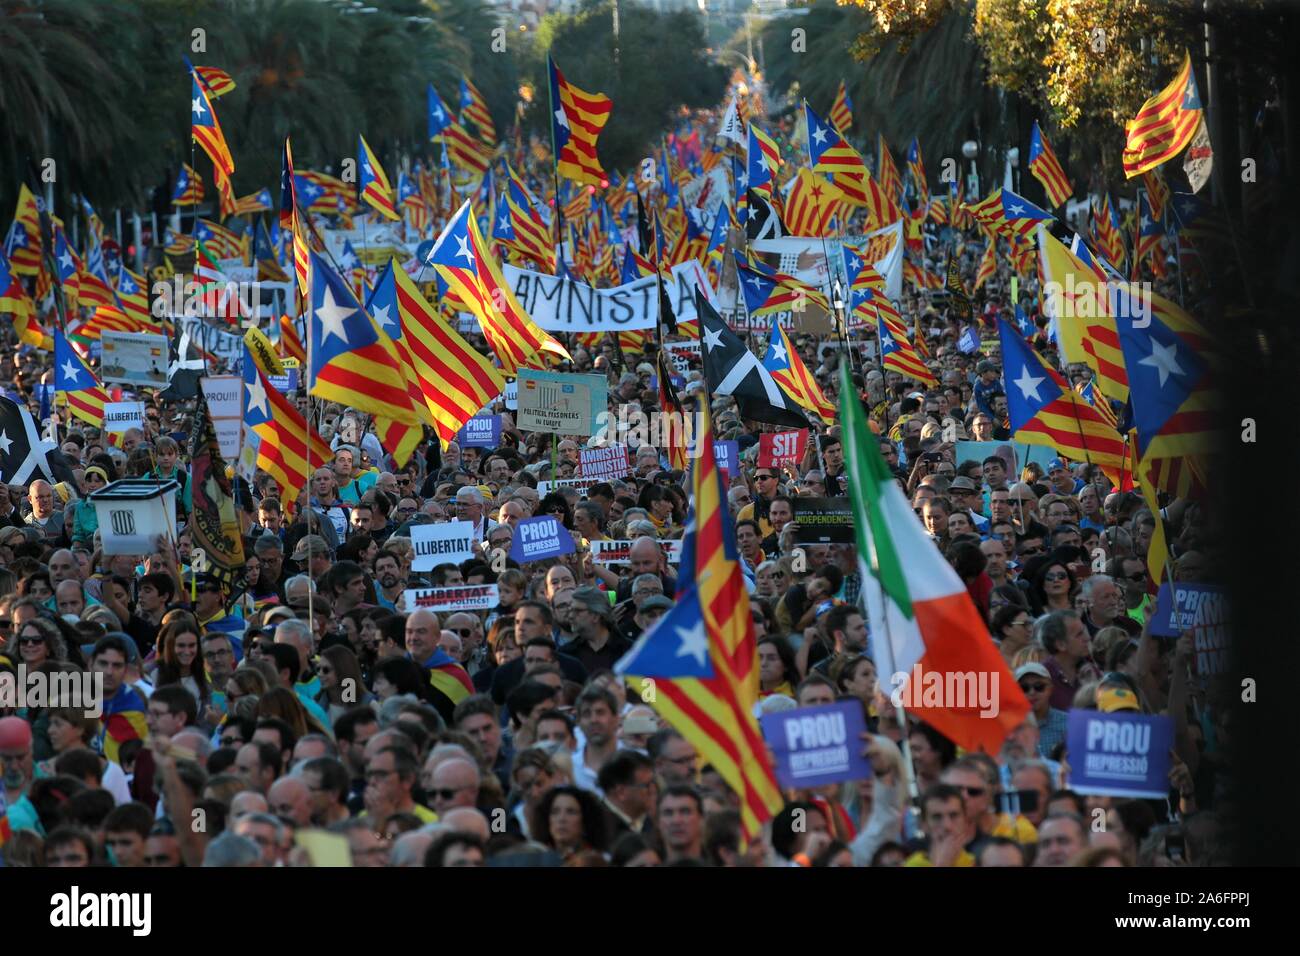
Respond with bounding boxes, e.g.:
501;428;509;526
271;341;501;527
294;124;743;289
0;242;1229;866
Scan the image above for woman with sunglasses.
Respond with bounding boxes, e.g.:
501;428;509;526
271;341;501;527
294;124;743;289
635;484;676;537
1028;560;1076;616
990;604;1035;665
5;617;66;670
537;492;574;530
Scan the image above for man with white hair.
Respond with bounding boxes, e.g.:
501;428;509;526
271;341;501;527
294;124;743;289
454;485;496;541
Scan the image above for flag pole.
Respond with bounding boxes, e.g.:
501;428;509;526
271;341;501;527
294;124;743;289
545;55;567;278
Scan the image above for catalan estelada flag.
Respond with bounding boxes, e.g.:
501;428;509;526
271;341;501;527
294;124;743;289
4;184;42;276
763;323;835;423
190;64;234;176
459;75;497;146
1028;121;1072;208
804;103;874;209
494;162;554;272
878;134;903;202
617;400;783;841
968;188;1055;241
358;134;400;221
172;163;205;205
781;167;843;237
1092;192;1126;267
998;318;1127;480
98;685;149;766
427;200;569;376
55;330;112;428
549;56;612;187
213;164;237;217
367;260;505;449
907;137;928;207
745;122;781;198
308;249;423;426
235;188;274;216
829;80;853;132
193;64;236;97
842;362;1028;754
278;313;306;365
243;333;333;508
973;241;997;290
878;313;936;386
1123;50;1203;179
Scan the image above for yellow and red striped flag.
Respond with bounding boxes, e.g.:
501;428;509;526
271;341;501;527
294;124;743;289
358;135;400;221
1028;121;1072;208
4;184;42;276
459;75;497;146
877;134;903;202
973;241;997;291
1122;51;1203;178
278;313;306;365
763;323;835;424
190;66;234;176
549;56;612;187
782;168;843;237
829;80;853;133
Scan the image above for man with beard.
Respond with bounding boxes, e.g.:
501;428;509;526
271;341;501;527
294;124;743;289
373;549;406;610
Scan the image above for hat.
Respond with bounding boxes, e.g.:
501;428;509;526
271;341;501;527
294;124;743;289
1014;663;1051;682
1046;457;1066;474
0;715;33;750
570;586;613;619
291;534;329;561
193;573;225;593
84;466;110;484
949;476;978;492
1097;686;1141;713
638;594;674;614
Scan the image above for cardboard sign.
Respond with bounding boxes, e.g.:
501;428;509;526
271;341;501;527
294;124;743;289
516;368;607;435
1066;710;1173;799
101;331;170;388
402;584;499;613
760;702;872;789
458;415;502;449
410;520;478;572
793;497;854;544
664;341;701;373
580;444;630;482
758;430;808;469
1164;583;1228;676
510;515;576;563
214;418;242;461
590;539;683;566
200;375;243;420
102;401;145;433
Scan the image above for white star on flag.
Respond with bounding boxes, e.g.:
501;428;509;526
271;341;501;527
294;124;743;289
60;359;81;383
675;619;709;668
0;430;11;455
371;303;396;330
811;125;828;146
454;234;473;262
554;107;569;131
1139;339;1184;388
1008;202;1025;216
315;285;354;345
191;96;206;118
702;326;724;352
246;374;271;418
769;340;788;364
1013;366;1046;402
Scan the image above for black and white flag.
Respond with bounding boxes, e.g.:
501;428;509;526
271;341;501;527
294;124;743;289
745;188;785;242
696;290;808;429
0;395;79;487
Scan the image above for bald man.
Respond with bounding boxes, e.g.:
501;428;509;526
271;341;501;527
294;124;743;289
25;480;64;542
440;806;491;841
614;537;676;602
267;776;313;828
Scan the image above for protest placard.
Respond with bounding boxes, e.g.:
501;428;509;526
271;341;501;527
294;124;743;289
516;368;607;435
580;444;630;481
410;520;477;572
103;402;145;433
101;331;170;388
793;498;854;544
760;702;872;789
458;415;502;449
590;539;683;565
509;516;576;563
401;585;499;614
1066;711;1173;799
758;430;808;469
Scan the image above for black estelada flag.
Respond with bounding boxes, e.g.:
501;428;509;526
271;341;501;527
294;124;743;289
187;391;245;590
0;395;78;487
745;188;785;241
695;289;808;429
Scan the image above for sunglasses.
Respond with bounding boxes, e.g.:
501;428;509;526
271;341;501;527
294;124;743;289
958;785;987;798
1019;682;1050;693
429;787;468;801
18;635;45;645
453;627;474;638
1045;571;1069;582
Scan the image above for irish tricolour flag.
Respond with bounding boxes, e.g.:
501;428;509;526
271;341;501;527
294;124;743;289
841;364;1029;754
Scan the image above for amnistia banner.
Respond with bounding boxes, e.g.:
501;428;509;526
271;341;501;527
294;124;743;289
502;259;717;333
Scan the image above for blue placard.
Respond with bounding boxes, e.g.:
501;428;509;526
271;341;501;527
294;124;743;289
759;701;871;789
1148;583;1177;637
458;414;502;449
1066;710;1173;799
509;515;576;564
712;440;738;478
268;367;299;393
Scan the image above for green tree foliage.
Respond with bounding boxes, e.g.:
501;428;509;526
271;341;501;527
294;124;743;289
519;0;728;174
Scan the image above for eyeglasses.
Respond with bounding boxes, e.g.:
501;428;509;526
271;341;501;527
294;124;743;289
430;786;470;801
754;474;774;481
453;627;474;638
1045;571;1069;582
203;649;232;660
958;785;986;798
17;635;44;645
1011;618;1032;628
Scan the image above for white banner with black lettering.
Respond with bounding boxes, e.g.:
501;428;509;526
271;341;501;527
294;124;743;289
501;259;717;333
410;520;478;572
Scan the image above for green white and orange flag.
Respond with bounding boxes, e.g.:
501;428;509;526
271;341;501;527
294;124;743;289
841;363;1029;754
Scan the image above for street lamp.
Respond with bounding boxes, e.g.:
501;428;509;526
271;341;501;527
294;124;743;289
962;140;979;200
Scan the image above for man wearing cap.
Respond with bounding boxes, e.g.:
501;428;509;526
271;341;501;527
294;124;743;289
1015;662;1069;758
292;534;332;582
1045;459;1078;497
972;360;1001;418
0;716;40;834
195;574;246;645
947;477;990;533
633;594;674;637
563;586;632;675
